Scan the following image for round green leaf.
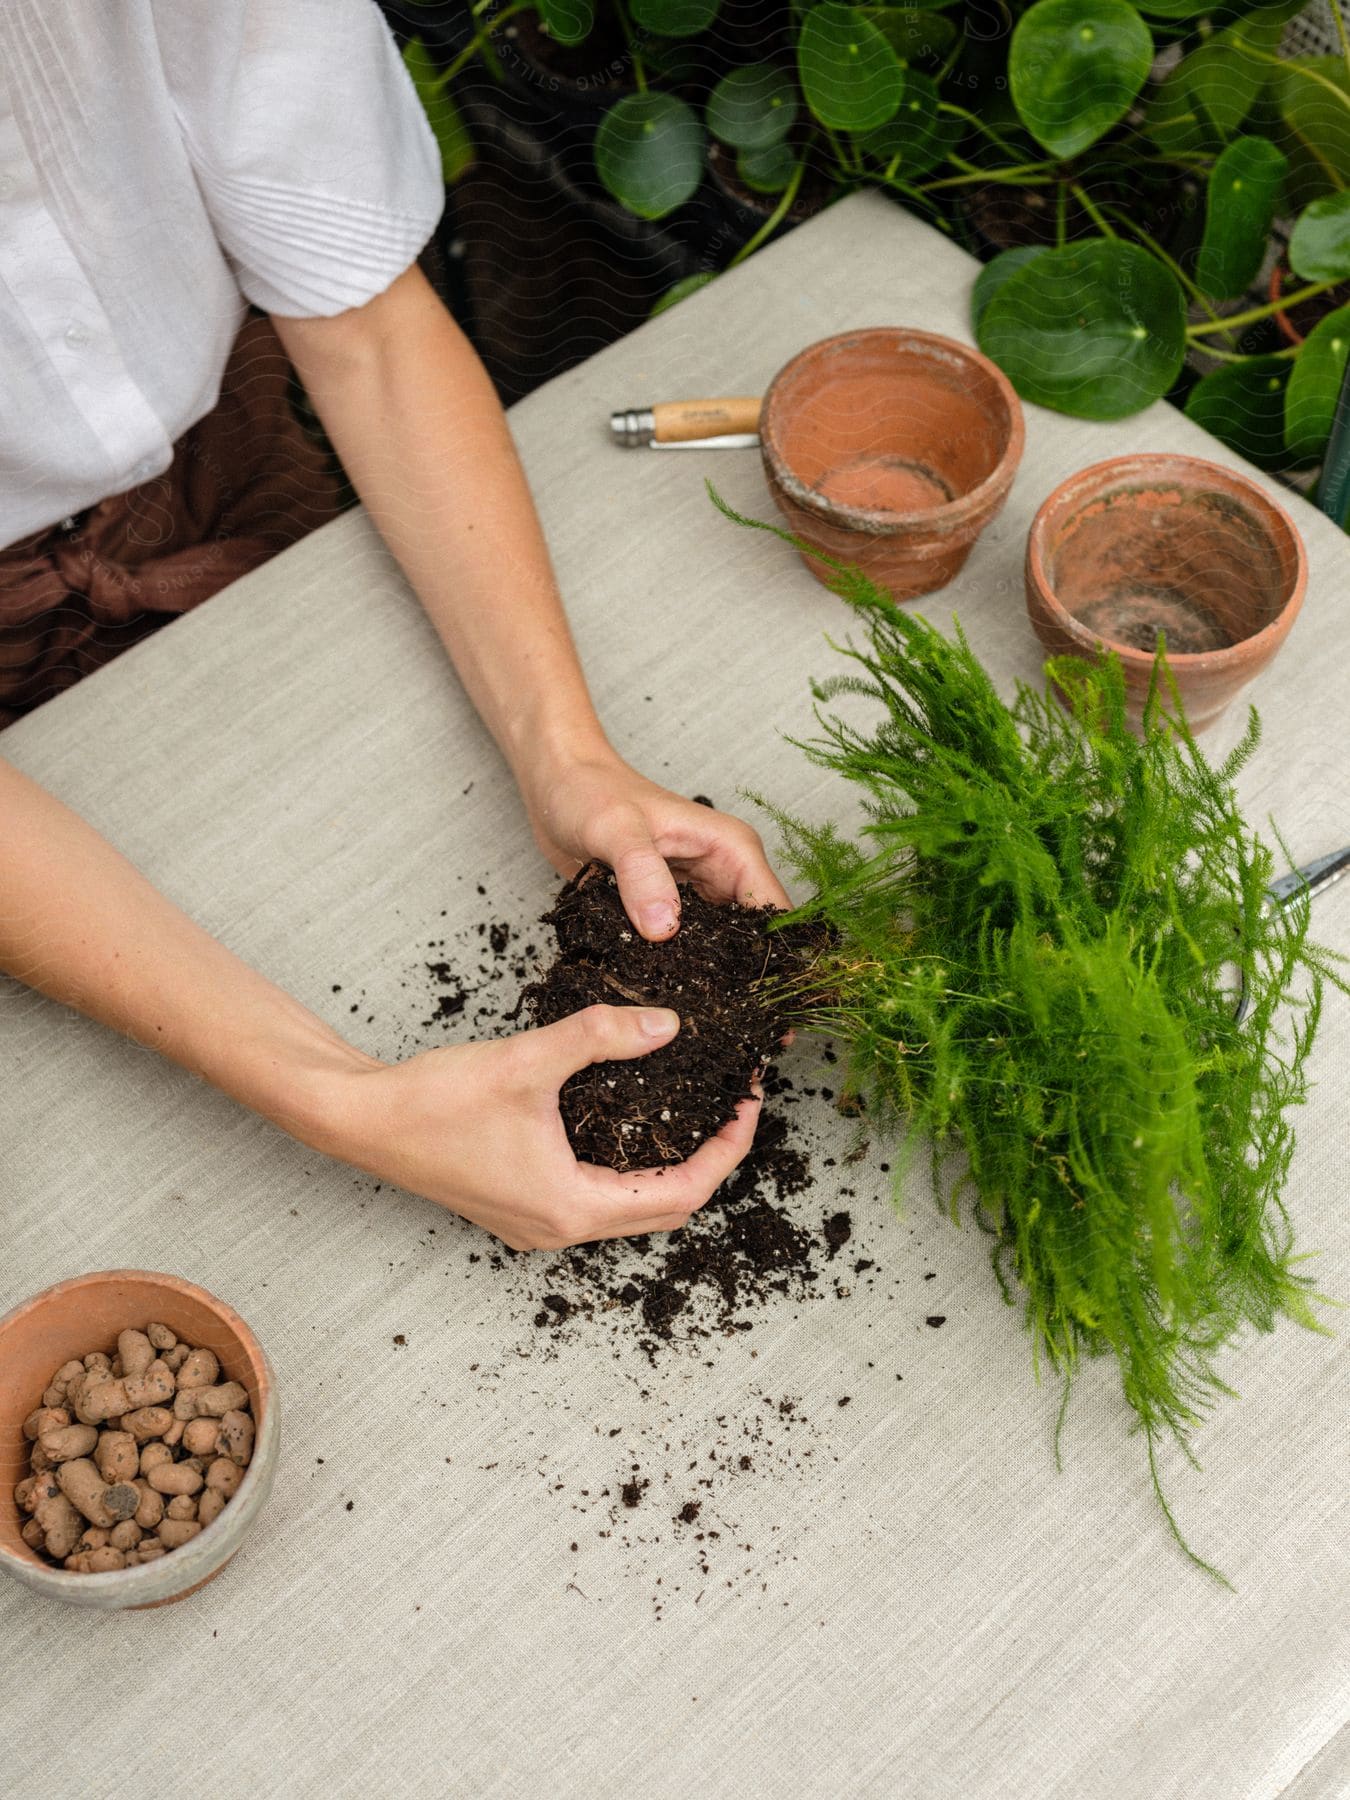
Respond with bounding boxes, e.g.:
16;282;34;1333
533;0;596;46
650;272;717;316
1183;42;1260;135
1183;357;1296;472
971;246;1047;330
706;66;798;150
1285;302;1350;461
871;7;958;61
1275;58;1350;189
594;93;706;220
629;0;720;35
976;239;1187;420
853;71;953;178
798;2;905;133
1010;0;1154;160
1178;11;1286;134
1196;136;1288;301
737;141;799;194
1290;192;1350;283
1142;62;1224;160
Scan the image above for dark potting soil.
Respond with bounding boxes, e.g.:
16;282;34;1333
325;868;976;1609
352;868;875;1364
520;861;824;1172
526;1102;841;1360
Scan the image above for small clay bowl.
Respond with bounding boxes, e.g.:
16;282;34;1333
759;327;1025;601
1025;454;1307;733
0;1270;278;1610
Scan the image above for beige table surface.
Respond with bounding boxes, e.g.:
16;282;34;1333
2;192;1348;1799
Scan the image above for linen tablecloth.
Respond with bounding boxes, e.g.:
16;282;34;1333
3;192;1348;1798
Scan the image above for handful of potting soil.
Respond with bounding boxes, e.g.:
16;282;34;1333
521;862;824;1171
15;1324;254;1573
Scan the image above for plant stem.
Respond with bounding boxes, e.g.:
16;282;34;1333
935;33;966;83
611;0;647;92
1328;0;1350;86
1056;179;1067;248
429;0;532;87
1186;280;1337;336
822;125;863;176
1231;33;1350;111
938;101;1033;162
950;152;1053;180
728;158;807;267
1192;342;1297;363
922;159;1057;192
873;171;951;226
1070;182;1116;239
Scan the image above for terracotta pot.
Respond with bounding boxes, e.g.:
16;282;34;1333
0;1270;278;1610
759;328;1026;602
1025;454;1307;733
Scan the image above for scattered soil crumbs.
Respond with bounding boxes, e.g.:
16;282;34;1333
329;861;957;1614
521;862;825;1170
521;1104;839;1361
823;1211;852;1258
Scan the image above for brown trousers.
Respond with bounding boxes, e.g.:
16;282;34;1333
0;316;344;729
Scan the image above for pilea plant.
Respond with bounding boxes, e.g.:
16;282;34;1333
401;0;1350;507
713;488;1343;1581
968;0;1350;512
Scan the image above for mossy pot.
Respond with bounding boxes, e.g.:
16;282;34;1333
0;1270;278;1610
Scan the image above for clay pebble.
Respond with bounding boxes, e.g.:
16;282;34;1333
12;1323;254;1575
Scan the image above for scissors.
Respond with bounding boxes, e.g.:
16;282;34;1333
1232;845;1350;1024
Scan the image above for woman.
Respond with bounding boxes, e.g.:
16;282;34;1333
0;0;788;1249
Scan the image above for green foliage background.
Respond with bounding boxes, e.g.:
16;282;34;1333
406;0;1350;518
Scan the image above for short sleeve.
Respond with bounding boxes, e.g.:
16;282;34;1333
153;0;444;317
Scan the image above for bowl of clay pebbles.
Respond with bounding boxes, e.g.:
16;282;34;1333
0;1269;277;1609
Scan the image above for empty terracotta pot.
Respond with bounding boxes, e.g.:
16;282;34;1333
1025;454;1307;733
0;1270;278;1610
759;328;1025;601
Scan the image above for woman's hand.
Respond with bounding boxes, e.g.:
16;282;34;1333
523;751;791;941
310;1003;760;1251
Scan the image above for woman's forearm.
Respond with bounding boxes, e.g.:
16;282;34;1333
0;758;373;1143
0;758;760;1250
271;268;615;796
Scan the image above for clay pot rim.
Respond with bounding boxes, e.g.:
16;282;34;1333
0;1268;274;1598
1025;452;1307;670
760;327;1027;536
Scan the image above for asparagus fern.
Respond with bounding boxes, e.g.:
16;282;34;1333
714;486;1342;1580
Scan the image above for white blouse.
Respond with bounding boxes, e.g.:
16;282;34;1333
0;0;443;549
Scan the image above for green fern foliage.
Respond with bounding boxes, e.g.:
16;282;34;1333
713;487;1340;1575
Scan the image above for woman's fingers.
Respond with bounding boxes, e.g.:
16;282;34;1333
664;822;791;911
586;804;683;940
524;1002;680;1085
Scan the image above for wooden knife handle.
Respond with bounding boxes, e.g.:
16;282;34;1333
650;397;763;442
